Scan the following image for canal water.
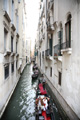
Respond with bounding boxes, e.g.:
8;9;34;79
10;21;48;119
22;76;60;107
1;64;69;120
1;64;37;120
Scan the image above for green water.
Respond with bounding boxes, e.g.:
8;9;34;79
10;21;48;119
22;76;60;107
1;64;37;120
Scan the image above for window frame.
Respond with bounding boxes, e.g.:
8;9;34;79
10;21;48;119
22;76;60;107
50;67;52;77
65;14;71;48
11;63;14;73
58;71;62;86
4;28;8;52
11;36;13;52
4;64;9;79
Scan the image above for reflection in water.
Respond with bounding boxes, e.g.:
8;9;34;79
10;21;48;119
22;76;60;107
1;64;37;120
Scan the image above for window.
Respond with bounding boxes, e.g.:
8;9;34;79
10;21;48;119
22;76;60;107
40;52;41;66
11;63;14;73
58;72;62;86
50;67;52;77
4;28;8;52
4;64;9;79
58;23;63;55
16;61;17;69
49;34;53;56
65;14;71;48
16;42;17;53
11;36;13;52
26;56;27;63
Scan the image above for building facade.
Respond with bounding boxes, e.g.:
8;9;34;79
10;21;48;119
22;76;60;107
26;37;31;64
36;0;80;120
0;0;27;117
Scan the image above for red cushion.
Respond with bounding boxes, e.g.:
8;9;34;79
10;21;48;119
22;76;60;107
39;84;47;95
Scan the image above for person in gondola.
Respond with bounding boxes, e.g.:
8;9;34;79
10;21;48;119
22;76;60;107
34;69;39;74
42;97;50;111
36;97;44;110
41;74;46;90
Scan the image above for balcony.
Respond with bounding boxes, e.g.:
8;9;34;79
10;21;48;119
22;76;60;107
11;23;16;31
3;11;11;23
11;52;16;57
16;53;19;57
54;44;62;59
39;37;42;44
47;22;54;32
45;49;53;60
54;41;72;59
16;32;19;38
61;41;72;54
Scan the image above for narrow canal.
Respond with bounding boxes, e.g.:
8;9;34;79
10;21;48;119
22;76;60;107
1;64;37;120
1;64;69;120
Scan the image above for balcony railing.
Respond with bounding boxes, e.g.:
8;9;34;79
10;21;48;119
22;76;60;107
4;11;11;22
54;41;71;58
47;22;52;31
45;49;52;57
45;49;49;56
61;41;71;49
54;44;61;58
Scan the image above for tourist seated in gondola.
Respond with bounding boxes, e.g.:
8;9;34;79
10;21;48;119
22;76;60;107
42;97;50;111
39;74;46;90
33;63;38;70
34;69;39;74
35;97;44;110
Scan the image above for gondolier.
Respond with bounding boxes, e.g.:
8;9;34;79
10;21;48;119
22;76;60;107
42;75;46;90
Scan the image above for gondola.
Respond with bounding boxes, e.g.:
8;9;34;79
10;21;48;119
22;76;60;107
33;64;38;71
32;73;38;80
35;80;54;120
